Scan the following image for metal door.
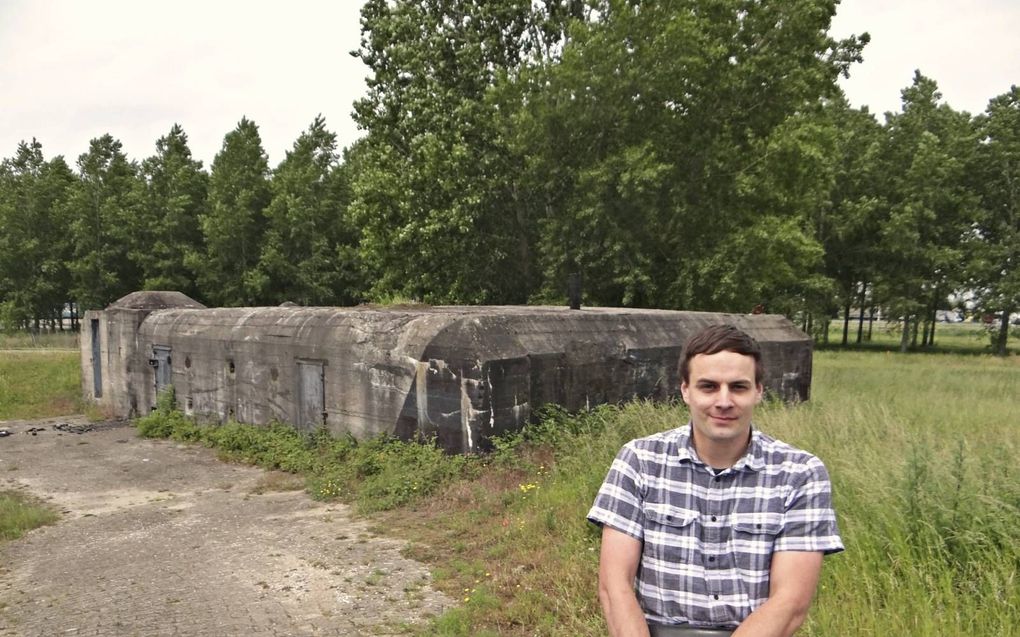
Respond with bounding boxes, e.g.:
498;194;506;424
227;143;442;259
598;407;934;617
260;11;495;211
90;319;102;398
153;346;172;395
296;360;325;431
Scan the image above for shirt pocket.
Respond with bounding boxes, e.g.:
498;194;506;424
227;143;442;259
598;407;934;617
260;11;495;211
732;513;784;573
642;505;699;568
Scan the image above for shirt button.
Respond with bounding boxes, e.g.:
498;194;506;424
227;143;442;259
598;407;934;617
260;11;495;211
711;515;717;522
713;594;720;600
708;556;715;562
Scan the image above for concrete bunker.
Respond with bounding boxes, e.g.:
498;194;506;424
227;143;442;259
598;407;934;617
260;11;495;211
82;291;812;453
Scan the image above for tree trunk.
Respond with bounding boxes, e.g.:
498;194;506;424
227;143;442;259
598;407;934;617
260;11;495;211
921;316;931;348
856;284;867;344
900;315;911;353
842;300;851;346
868;306;875;341
995;309;1012;356
928;304;937;347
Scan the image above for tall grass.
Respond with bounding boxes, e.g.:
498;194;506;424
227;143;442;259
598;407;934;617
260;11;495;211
0;350;81;419
0;331;79;350
385;351;1020;636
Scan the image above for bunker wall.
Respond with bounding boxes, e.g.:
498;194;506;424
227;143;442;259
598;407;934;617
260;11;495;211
84;298;812;454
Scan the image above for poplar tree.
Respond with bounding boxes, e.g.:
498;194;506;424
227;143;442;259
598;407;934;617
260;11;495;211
350;0;580;304
873;73;978;350
516;0;868;309
137;124;207;297
0;140;75;329
193;117;270;306
68;134;144;311
968;86;1020;354
252;115;357;305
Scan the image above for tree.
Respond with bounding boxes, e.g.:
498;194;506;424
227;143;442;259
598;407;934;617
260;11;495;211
968;86;1020;355
872;72;978;351
515;0;868;309
251;115;358;306
137;124;207;296
193;117;271;306
349;0;581;304
816;96;884;344
67;134;144;311
0;140;76;330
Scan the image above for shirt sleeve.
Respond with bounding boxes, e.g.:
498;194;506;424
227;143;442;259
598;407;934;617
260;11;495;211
586;443;647;541
773;456;844;555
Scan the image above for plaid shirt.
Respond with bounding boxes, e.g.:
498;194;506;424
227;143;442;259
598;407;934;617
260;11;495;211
587;424;843;628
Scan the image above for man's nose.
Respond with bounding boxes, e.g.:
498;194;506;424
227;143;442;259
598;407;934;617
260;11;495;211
716;388;734;408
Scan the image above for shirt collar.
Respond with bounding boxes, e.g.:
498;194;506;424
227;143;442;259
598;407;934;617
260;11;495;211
674;423;766;473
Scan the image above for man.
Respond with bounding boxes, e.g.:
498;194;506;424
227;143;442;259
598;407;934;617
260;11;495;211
587;325;842;637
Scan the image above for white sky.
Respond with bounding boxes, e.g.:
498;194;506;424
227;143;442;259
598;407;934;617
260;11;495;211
1;0;1017;168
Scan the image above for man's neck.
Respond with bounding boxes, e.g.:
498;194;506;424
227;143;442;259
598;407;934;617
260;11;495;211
691;429;751;470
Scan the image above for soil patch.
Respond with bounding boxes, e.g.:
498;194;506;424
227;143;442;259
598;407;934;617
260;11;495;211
0;416;452;636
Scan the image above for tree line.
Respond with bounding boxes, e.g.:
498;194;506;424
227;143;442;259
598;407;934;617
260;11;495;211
1;1;1017;354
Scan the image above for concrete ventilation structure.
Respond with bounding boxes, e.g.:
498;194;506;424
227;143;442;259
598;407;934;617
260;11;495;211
82;291;812;453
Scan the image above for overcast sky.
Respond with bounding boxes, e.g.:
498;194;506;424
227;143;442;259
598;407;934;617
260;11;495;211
1;0;1017;168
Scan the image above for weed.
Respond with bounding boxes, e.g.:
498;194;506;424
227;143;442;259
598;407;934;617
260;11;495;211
0;490;59;541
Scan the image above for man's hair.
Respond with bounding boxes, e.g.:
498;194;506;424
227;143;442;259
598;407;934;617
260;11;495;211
679;324;763;385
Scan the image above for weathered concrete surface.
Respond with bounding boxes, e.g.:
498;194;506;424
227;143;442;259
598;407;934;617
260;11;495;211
0;417;451;636
82;292;812;453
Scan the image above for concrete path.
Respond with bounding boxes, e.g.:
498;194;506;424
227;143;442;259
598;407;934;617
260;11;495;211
0;417;451;636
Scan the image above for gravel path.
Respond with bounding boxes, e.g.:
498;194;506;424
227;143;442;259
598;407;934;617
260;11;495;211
0;416;451;636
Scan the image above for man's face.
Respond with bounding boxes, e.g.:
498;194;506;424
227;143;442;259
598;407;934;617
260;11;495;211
680;351;763;451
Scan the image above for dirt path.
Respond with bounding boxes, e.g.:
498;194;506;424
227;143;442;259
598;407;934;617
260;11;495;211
0;416;452;636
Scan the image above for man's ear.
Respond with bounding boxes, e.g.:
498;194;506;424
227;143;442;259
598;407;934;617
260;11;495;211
680;381;690;404
754;383;764;404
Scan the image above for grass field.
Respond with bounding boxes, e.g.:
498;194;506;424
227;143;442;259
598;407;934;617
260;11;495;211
819;318;1015;355
375;347;1020;636
2;333;1017;635
0;350;81;420
0;330;79;350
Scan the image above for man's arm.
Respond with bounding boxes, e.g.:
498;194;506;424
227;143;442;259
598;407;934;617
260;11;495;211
598;526;651;637
731;550;823;637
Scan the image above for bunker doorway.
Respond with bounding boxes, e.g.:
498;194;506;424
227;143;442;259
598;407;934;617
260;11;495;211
152;346;172;398
296;360;325;432
90;319;102;398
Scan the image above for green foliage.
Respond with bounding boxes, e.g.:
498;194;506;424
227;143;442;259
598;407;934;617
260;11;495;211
192;117;271;306
251;115;361;306
134;409;474;514
967;86;1020;355
136;124;207;297
1;2;1017;356
0;140;76;329
0;490;59;542
67;134;144;311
